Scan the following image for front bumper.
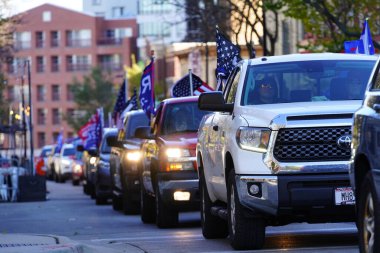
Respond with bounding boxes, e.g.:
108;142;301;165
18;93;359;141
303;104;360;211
236;173;355;223
157;171;199;211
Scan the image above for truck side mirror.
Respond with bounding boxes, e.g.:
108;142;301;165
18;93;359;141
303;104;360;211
134;126;154;139
106;135;124;148
198;91;233;113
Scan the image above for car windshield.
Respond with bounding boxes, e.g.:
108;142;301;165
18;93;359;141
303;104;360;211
63;148;75;156
241;60;376;105
126;113;150;139
40;148;52;157
162;101;210;135
100;134;114;154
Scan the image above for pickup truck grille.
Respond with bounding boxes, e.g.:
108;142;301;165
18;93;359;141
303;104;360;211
273;127;351;162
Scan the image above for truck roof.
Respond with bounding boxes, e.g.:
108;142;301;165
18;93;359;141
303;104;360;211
161;96;199;105
246;53;378;66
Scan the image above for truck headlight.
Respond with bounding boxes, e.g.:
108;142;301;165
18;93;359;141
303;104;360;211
166;148;190;158
236;127;271;153
126;151;141;162
74;164;82;173
90;157;97;165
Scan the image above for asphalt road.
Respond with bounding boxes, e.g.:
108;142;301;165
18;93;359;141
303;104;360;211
0;180;359;252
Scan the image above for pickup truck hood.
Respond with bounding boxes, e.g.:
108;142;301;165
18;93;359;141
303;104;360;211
158;132;198;148
239;101;362;128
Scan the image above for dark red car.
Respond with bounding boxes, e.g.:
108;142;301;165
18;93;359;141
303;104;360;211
136;96;210;228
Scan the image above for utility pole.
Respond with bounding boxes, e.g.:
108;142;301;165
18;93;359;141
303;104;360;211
26;60;34;175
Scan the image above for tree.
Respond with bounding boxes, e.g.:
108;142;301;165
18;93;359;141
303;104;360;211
0;0;20;125
281;0;380;52
170;0;282;56
66;67;116;132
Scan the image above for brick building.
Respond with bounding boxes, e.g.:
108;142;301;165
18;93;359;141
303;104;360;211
5;4;137;149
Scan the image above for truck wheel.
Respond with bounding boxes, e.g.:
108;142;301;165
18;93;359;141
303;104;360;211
358;172;380;253
140;184;156;223
122;175;139;214
200;169;228;238
155;185;178;228
227;170;265;250
112;193;122;211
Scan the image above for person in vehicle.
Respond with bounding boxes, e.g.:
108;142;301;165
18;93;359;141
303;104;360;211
174;110;188;132
251;77;279;104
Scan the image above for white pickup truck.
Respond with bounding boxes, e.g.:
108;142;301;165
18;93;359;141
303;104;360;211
197;53;377;250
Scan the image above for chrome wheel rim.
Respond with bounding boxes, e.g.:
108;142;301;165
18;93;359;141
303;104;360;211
230;184;236;235
364;191;375;253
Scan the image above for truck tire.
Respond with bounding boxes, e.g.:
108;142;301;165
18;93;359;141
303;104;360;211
358;172;380;253
140;184;156;223
155;184;178;228
112;193;123;211
122;175;139;214
227;170;265;250
199;169;228;238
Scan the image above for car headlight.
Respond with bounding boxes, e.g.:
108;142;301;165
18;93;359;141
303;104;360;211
236;127;271;153
166;148;190;158
74;164;82;173
126;151;141;162
89;157;97;165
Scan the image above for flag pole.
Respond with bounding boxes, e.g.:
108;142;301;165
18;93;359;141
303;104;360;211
189;69;193;96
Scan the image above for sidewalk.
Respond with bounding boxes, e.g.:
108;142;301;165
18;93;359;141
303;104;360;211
0;234;144;253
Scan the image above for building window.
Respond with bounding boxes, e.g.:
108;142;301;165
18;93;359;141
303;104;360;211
92;0;101;5
37;85;45;101
14;31;31;50
52;108;61;125
35;31;44;48
66;30;91;47
43;11;51;22
52;84;60;101
66;55;91;71
66;85;74;101
52;132;59;142
51;31;59;47
36;56;45;72
37;108;46;125
37;132;46;147
112;7;124;18
51;56;59;72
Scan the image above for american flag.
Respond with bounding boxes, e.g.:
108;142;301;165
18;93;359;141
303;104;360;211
78;111;102;150
216;27;242;91
113;79;127;118
171;73;213;97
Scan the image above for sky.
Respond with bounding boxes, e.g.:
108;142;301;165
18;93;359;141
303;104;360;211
9;0;83;15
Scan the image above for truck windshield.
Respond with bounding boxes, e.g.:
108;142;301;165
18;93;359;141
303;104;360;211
162;101;210;135
241;60;376;105
63;148;75;156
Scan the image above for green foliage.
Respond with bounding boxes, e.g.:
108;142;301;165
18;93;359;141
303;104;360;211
281;0;380;52
66;67;116;132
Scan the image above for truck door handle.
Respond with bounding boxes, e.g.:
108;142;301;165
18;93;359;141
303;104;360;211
374;104;380;112
212;125;219;131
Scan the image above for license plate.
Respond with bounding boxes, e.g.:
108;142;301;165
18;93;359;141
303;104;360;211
335;187;355;205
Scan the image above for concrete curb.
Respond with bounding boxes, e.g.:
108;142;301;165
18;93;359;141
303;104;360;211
0;234;143;253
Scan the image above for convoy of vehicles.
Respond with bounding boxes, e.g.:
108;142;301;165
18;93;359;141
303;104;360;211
197;53;377;249
38;53;380;251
